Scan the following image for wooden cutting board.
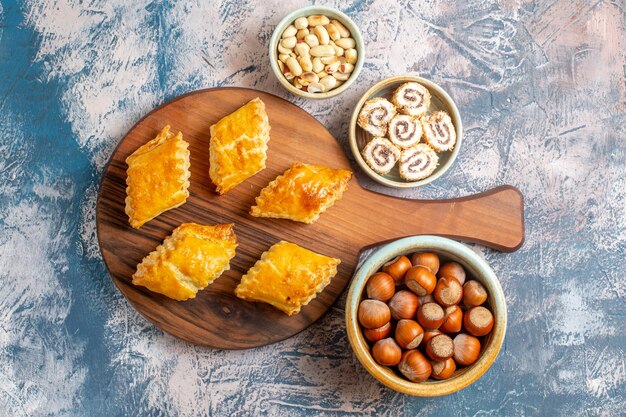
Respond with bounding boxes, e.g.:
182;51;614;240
96;87;524;349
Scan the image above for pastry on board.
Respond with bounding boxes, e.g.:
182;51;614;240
422;111;457;152
132;223;237;301
392;81;431;117
125;125;190;228
399;143;439;181
234;241;341;316
209;97;271;194
361;137;401;175
250;162;352;224
357;97;397;137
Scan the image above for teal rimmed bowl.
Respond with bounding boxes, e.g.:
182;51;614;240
345;236;507;396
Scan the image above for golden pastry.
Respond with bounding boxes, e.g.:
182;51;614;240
388;114;423;149
132;223;237;301
235;241;340;315
422;111;457;152
392;82;431;117
125;125;190;229
362;137;401;175
209;97;271;194
357;97;397;137
250;162;352;224
399;144;439;181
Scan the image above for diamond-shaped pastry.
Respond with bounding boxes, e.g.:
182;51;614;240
250;162;352;224
209;97;270;194
132;223;237;301
235;241;340;315
125;125;190;228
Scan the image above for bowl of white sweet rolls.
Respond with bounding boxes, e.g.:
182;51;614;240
349;75;463;188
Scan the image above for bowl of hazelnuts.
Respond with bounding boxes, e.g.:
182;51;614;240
345;235;507;396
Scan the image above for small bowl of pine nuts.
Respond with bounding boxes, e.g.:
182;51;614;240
269;6;364;99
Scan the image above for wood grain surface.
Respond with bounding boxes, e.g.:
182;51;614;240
96;87;524;349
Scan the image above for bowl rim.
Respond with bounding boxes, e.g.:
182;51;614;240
345;236;507;396
349;75;463;188
268;5;365;99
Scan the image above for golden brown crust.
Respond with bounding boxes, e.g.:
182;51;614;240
209;97;271;194
125;125;191;228
132;223;237;301
250;162;352;224
234;241;340;315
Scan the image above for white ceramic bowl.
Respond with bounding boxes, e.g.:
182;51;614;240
269;6;365;99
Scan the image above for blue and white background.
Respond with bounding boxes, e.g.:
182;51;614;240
0;1;624;415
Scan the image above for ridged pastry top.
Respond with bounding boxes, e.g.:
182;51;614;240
132;223;237;301
125;125;190;228
209;97;271;194
234;241;341;316
250;162;352;224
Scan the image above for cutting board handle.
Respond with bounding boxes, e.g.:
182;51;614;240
361;185;525;252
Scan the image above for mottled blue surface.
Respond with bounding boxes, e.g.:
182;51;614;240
1;1;625;416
